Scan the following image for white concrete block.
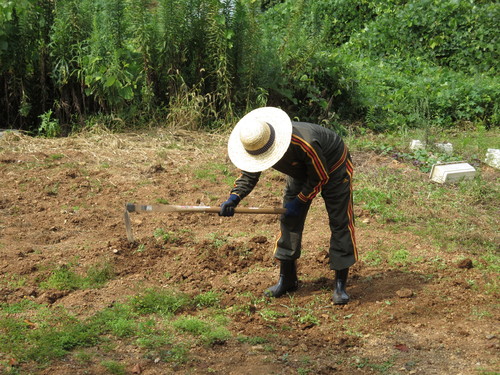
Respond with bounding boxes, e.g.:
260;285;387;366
410;140;425;151
429;162;476;184
485;149;500;169
435;142;453;154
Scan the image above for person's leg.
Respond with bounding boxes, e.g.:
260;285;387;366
274;176;311;261
322;156;357;304
264;177;311;297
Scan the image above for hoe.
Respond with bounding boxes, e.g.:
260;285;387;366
124;202;286;242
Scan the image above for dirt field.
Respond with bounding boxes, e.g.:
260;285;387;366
0;129;498;375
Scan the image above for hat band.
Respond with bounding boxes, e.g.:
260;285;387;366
245;123;276;156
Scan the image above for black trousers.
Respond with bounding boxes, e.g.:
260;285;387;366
274;154;357;270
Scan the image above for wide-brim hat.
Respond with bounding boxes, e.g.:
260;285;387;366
228;107;292;173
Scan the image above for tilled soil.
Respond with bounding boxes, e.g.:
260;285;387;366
0;130;498;374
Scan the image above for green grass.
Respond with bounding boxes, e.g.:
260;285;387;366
40;262;115;290
353;132;499;255
354;187;407;223
348;127;499;302
388;249;411;266
192;291;221;309
172;316;231;346
207;232;229;249
173;317;210;335
134;319;171;349
192;162;236;187
236;335;269;345
363;249;384;266
348;126;500;162
129;288;190;316
354;356;395;372
259;308;285;322
101;360;126;375
0;303;101;365
153;228;179;243
155;197;170;204
0;287;234;372
46;153;65;161
0;273;27;289
344;127;499;308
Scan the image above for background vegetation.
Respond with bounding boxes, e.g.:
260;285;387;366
0;0;498;135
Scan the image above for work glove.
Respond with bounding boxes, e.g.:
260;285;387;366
219;194;241;217
285;197;307;217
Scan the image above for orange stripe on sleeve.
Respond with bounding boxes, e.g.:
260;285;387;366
329;145;348;174
291;135;329;200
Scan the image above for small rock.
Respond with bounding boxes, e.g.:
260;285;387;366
131;364;142;374
396;288;414;298
457;258;473;269
394;343;409;352
301;322;315;330
315;251;329;264
148;164;164;173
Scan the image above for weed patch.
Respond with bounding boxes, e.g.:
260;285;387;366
0;287;234;371
153;228;179;244
40;262;114;290
129;288;190;316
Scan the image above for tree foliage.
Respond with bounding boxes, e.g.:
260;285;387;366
0;0;498;134
351;0;499;74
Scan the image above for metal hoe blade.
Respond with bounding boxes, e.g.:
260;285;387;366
124;209;135;242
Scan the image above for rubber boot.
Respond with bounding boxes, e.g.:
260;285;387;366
264;260;298;298
333;268;350;305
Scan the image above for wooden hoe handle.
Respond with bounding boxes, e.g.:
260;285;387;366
124;203;285;243
126;203;286;215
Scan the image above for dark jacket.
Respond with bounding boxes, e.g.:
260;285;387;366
230;122;347;202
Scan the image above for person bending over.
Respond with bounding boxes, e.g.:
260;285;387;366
220;107;357;305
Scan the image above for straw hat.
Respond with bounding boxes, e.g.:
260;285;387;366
228;107;292;172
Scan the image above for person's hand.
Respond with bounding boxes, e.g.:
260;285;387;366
285;197;306;217
219;194;241;217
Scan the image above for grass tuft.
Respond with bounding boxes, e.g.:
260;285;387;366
40;262;115;290
130;288;189;316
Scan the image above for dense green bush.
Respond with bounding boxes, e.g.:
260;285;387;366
0;0;498;133
347;57;499;131
350;0;499;74
338;0;499;130
259;0;363;125
1;0;265;133
253;0;499;130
